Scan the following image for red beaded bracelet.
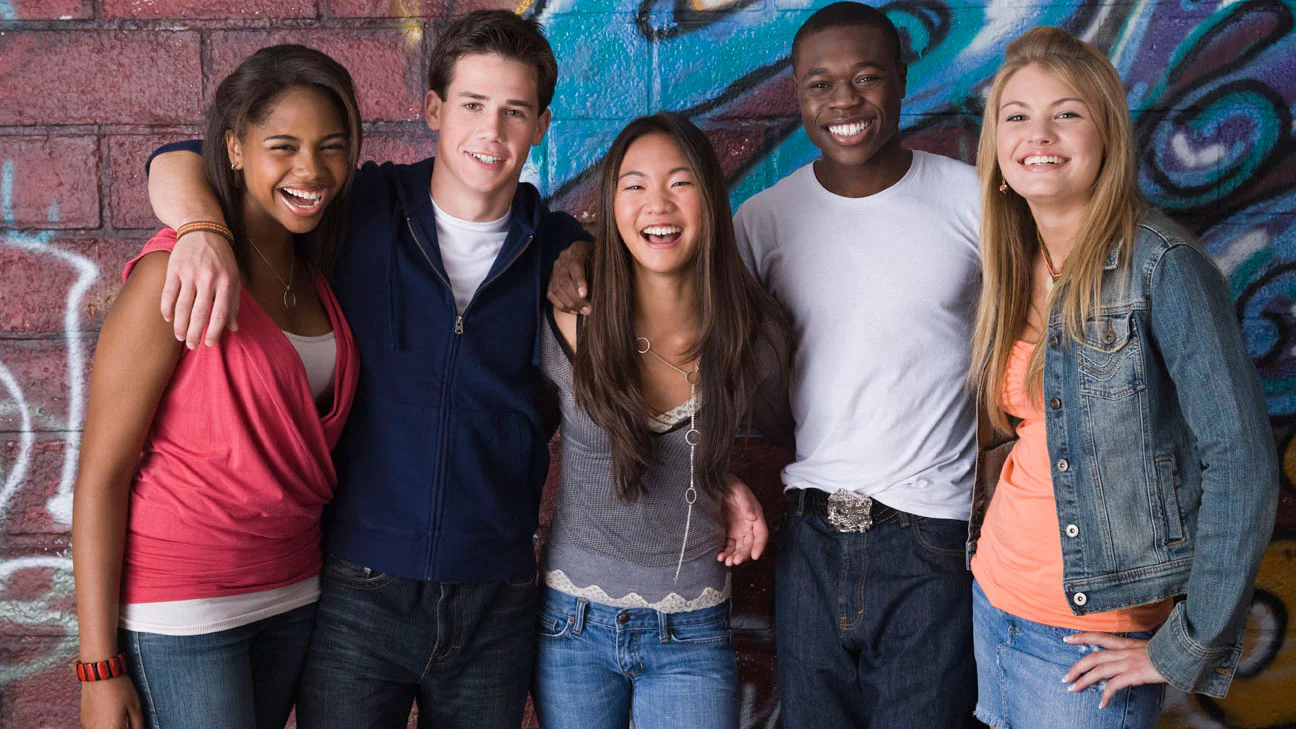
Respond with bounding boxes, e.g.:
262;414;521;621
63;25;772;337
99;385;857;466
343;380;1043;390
75;653;128;682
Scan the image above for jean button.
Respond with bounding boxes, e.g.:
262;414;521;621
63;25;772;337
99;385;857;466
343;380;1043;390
1072;592;1087;606
1056;459;1069;472
1065;524;1079;537
617;612;630;624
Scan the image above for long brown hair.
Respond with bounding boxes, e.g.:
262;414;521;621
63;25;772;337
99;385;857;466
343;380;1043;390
574;112;789;502
203;44;362;279
971;27;1146;434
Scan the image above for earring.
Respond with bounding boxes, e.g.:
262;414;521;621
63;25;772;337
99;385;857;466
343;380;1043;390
231;162;240;171
998;179;1008;195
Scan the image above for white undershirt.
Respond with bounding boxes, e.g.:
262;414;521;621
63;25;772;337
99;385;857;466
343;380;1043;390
734;151;982;520
282;330;336;408
431;197;511;313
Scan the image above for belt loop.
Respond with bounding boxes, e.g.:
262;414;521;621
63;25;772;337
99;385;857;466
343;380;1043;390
658;609;670;644
796;488;807;516
573;597;588;635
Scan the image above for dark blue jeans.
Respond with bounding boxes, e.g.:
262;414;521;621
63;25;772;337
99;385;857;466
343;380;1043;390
296;555;538;729
121;602;315;729
775;489;978;729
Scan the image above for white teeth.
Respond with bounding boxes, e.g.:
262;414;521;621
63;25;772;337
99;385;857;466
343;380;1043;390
828;121;868;136
468;151;503;164
281;187;323;201
1024;155;1065;166
642;226;682;236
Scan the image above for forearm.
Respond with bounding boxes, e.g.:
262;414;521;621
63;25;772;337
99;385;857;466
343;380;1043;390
72;476;133;661
148;151;223;230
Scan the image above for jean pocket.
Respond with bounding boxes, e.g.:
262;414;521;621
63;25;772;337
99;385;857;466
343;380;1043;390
911;516;969;558
323;555;394;590
668;612;732;645
537;606;575;639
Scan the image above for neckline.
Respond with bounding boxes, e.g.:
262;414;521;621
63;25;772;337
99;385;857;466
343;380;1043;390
807;149;921;204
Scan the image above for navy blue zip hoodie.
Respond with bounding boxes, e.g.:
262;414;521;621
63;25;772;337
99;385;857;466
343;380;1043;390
147;143;589;582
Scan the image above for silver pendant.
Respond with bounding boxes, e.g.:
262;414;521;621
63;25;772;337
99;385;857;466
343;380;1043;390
284;289;297;310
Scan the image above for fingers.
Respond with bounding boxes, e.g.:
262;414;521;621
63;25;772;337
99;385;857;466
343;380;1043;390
749;514;769;561
186;284;214;350
203;273;239;345
1099;672;1139;709
171;279;196;346
160;266;181;323
128;703;145;729
547;266;590;315
1066;652;1127;692
1065;632;1139;650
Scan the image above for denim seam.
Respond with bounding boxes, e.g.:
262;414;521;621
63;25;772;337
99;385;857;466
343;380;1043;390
127;632;163;729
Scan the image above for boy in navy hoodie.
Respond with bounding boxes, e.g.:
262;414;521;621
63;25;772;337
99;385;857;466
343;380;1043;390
145;12;589;728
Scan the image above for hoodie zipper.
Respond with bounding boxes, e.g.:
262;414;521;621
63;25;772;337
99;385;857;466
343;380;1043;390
455;233;535;334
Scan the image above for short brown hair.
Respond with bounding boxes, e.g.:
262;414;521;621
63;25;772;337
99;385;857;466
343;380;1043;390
427;10;559;112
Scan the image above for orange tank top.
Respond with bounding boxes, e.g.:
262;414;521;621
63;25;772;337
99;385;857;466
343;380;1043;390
971;340;1171;631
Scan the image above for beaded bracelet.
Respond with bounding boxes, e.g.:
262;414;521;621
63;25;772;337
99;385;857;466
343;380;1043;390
75;653;128;682
175;221;235;244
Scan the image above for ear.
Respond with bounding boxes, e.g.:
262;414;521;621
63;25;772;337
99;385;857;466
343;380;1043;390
225;130;243;170
531;107;552;147
424;90;443;133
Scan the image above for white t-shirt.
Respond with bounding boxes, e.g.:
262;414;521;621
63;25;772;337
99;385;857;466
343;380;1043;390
734;150;981;520
432;198;511;313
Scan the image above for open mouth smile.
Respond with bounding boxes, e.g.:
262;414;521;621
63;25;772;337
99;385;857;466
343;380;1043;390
278;186;327;216
641;225;683;248
466;151;504;166
824;119;875;144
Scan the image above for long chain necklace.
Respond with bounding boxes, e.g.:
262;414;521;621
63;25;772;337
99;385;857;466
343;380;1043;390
247;236;297;310
1037;229;1060;294
636;335;700;584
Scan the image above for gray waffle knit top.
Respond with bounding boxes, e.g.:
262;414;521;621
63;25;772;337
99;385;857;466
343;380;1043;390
539;309;790;612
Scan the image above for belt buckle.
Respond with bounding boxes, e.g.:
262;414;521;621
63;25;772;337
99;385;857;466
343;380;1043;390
827;490;874;533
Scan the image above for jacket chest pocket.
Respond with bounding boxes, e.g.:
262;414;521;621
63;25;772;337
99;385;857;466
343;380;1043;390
1077;313;1145;400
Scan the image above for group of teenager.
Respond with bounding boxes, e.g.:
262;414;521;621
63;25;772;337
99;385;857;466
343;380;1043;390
70;3;1278;729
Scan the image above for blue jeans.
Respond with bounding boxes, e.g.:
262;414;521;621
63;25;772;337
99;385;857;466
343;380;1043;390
531;587;738;729
972;581;1164;729
775;489;978;729
121;602;316;729
295;555;538;729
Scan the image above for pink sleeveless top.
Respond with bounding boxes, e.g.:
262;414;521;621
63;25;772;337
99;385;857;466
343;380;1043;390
119;229;359;603
972;340;1171;631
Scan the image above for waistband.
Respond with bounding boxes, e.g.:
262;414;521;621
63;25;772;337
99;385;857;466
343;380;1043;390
540;585;729;633
785;487;902;527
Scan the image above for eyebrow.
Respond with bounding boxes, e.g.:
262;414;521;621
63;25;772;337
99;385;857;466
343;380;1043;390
458;91;535;109
618;166;693;180
1000;97;1087;111
802;61;886;78
263;132;348;143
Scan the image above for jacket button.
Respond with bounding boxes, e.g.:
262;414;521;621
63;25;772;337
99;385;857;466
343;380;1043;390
1072;592;1087;606
1056;459;1069;472
1065;524;1079;537
1050;397;1062;410
1049;335;1060;348
617;612;630;624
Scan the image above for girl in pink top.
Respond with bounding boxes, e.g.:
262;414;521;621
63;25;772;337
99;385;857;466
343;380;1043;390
72;46;362;729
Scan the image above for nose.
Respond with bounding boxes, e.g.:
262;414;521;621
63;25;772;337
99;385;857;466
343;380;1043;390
478;111;503;141
828;80;861;108
1026;117;1057;145
645;184;677;213
295;149;323;179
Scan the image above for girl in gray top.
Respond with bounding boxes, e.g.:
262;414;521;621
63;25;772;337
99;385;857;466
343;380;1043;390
531;112;790;729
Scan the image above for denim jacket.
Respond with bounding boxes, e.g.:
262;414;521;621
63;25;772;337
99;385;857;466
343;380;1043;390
967;212;1279;698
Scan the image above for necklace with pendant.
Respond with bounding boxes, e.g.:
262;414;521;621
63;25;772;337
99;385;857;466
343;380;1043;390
247;236;297;310
636;335;700;584
1037;229;1060;293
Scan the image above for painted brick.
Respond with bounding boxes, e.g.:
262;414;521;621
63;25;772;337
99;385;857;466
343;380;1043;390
0;339;87;434
0;237;144;335
326;0;510;18
0;440;73;538
362;129;437;165
0;32;202;126
0;638;81;729
208;30;428;123
108;135;202;231
545;15;651;120
1;0;92;20
0;137;100;230
654;21;798;118
102;0;317;19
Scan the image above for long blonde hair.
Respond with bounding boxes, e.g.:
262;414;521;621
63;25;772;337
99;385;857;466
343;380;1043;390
971;27;1147;434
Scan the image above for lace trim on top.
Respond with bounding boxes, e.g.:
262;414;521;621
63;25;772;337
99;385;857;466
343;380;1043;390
646;393;700;434
543;569;730;613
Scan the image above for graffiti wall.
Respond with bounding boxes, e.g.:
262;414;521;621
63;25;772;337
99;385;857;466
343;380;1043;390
1;0;1293;727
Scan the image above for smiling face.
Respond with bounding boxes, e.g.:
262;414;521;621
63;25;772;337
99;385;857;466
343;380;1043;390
794;24;906;182
227;85;350;237
426;52;551;220
613;132;703;278
996;63;1105;214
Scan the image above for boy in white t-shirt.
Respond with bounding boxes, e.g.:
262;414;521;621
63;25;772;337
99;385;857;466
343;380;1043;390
549;4;982;727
